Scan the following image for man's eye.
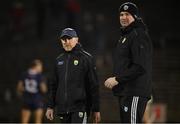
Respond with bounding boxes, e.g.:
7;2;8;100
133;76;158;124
62;37;72;40
126;13;130;16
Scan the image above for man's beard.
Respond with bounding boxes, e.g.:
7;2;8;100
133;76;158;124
64;45;73;51
120;21;129;27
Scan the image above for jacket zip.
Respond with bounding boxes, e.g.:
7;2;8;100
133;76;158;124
65;54;70;113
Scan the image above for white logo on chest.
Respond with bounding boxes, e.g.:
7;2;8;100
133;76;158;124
58;61;64;65
124;106;128;112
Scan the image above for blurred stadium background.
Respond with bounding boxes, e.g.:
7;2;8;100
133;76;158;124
0;0;180;122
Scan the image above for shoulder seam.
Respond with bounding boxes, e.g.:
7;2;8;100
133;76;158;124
133;29;138;36
80;50;92;58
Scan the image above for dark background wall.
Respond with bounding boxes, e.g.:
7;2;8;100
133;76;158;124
0;0;180;122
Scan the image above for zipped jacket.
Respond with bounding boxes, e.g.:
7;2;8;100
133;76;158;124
112;19;153;98
47;43;99;114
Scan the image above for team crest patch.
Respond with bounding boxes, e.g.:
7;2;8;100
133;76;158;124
74;60;79;65
124;106;128;112
79;112;83;118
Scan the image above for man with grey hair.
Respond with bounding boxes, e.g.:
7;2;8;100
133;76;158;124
46;28;101;123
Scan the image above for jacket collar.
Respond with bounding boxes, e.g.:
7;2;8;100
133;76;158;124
120;18;147;35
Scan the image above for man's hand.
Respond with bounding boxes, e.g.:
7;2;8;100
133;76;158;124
46;108;54;121
92;112;101;123
104;77;119;89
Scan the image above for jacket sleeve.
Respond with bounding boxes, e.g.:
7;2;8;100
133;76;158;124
85;57;100;112
116;34;149;83
47;62;58;108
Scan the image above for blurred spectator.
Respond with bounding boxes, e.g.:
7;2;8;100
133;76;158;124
16;59;47;123
95;13;107;55
81;11;95;53
4;89;12;103
49;0;65;19
35;0;47;39
94;13;108;68
9;0;25;42
65;0;81;28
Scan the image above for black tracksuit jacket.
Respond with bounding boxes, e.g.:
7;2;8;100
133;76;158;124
112;19;153;99
47;43;99;115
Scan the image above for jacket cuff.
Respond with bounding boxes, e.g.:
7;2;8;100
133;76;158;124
91;104;100;112
46;102;55;109
115;76;121;83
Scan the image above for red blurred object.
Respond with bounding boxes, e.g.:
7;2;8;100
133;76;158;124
66;0;80;13
10;2;25;31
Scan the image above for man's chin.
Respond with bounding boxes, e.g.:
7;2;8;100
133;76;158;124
120;22;129;26
121;23;128;27
65;48;72;51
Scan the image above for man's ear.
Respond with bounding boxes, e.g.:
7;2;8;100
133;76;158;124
75;37;79;42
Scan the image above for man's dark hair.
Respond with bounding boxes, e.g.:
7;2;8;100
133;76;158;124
29;59;42;68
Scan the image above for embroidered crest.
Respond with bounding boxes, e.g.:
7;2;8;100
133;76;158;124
124;106;128;112
79;112;84;118
74;60;79;65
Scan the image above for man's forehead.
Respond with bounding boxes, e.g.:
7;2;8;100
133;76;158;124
120;11;131;15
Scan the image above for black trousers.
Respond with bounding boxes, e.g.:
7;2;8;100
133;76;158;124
59;111;87;123
118;96;148;123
